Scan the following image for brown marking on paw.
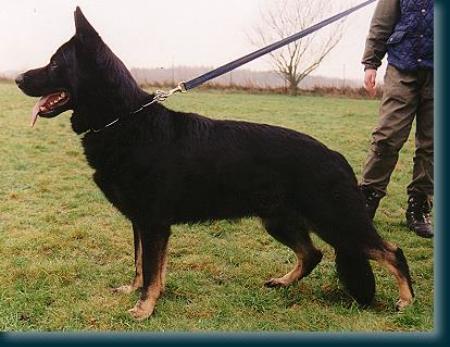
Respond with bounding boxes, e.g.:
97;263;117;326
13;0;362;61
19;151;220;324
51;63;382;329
128;299;156;321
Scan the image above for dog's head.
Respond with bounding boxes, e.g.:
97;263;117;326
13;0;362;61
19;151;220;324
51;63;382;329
16;7;142;132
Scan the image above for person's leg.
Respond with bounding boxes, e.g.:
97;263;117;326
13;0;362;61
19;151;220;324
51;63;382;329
406;69;434;238
361;65;419;218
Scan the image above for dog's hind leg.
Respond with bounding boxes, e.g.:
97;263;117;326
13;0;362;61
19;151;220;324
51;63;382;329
128;224;171;320
262;217;323;287
112;223;144;294
366;241;415;311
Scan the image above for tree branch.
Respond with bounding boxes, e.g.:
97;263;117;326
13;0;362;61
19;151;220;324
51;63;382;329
250;0;347;94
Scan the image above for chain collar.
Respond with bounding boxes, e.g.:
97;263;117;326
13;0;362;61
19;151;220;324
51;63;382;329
88;83;186;134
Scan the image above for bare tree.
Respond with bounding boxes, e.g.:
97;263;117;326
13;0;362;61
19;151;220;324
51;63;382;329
250;0;347;96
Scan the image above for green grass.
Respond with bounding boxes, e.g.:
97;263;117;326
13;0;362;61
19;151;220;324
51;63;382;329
0;82;434;332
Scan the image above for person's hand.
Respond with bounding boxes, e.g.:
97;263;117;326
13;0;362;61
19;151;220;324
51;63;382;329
364;69;377;97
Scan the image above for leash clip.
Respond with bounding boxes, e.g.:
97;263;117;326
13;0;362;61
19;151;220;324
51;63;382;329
154;81;187;103
88;82;188;134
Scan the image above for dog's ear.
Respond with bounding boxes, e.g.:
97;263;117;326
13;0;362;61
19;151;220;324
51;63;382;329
74;7;100;43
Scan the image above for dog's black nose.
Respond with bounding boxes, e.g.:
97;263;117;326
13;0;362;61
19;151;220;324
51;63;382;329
15;74;24;87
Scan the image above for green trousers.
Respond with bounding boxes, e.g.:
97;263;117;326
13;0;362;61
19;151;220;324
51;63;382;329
361;64;434;198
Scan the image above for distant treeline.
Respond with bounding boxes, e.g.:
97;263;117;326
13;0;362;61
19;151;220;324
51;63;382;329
131;66;362;90
0;75;12;83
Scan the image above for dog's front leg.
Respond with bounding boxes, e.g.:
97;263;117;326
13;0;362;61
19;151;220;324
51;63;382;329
128;224;170;320
112;223;143;294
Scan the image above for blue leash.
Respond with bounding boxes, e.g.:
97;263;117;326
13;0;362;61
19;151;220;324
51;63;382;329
181;0;377;92
92;0;377;133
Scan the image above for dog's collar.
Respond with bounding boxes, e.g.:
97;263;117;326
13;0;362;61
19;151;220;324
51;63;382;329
87;98;159;134
86;85;185;134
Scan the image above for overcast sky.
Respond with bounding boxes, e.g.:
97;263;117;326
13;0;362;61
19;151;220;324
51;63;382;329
0;0;381;82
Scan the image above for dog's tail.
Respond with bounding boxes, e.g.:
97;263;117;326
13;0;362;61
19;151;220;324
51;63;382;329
335;249;375;307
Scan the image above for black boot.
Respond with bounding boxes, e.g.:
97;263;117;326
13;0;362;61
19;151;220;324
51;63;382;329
360;185;382;220
406;194;433;239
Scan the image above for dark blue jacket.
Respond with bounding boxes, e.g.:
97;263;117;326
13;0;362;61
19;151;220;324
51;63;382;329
387;0;434;71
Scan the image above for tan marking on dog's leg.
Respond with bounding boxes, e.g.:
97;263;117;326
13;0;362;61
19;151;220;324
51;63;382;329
129;242;169;318
368;245;414;311
265;244;323;287
263;220;322;288
384;261;414;311
128;229;169;320
265;248;308;287
113;237;143;294
128;253;167;321
265;258;303;287
128;282;162;321
265;237;323;288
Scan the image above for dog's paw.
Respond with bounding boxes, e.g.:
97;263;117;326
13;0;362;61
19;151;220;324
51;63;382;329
264;278;289;288
128;300;155;321
395;298;414;311
111;285;137;294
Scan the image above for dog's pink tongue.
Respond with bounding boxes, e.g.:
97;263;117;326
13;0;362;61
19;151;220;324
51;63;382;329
30;95;50;127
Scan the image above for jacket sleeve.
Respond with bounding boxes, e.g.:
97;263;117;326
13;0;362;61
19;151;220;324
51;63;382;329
361;0;401;70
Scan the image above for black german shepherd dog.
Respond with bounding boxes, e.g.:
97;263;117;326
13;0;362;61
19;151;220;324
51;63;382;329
16;8;414;320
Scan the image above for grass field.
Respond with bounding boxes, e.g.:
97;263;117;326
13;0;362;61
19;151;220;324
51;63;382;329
0;81;434;332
